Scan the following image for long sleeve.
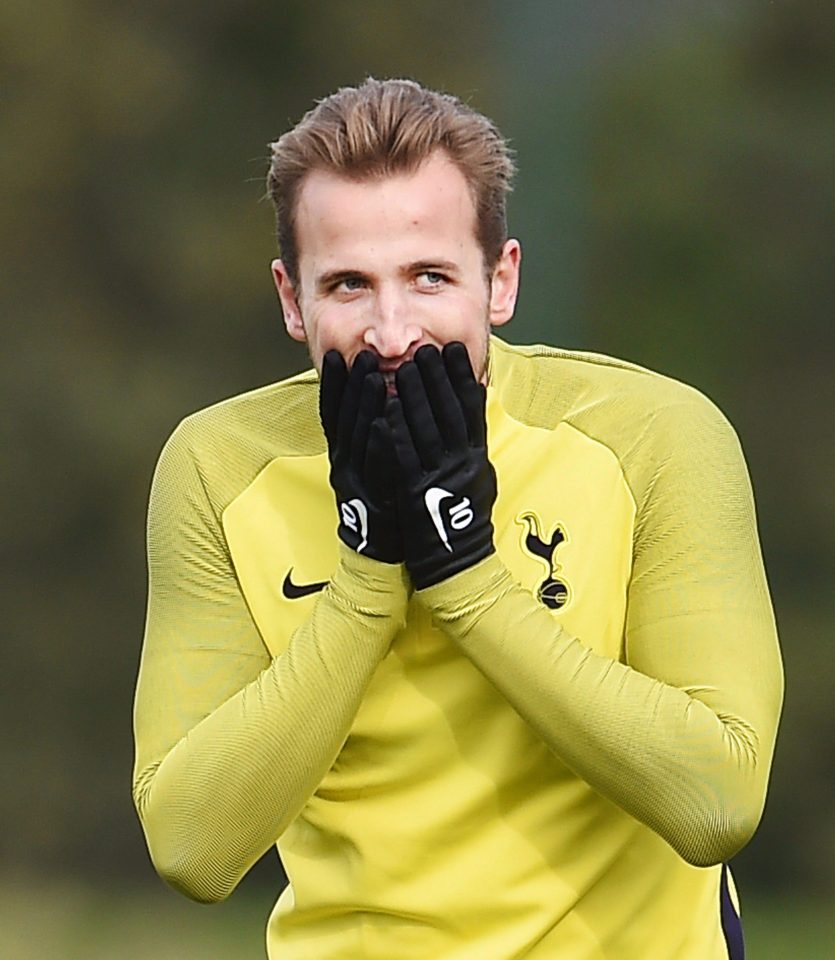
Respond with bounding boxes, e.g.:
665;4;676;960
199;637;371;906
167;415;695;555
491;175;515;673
132;423;409;903
419;395;784;868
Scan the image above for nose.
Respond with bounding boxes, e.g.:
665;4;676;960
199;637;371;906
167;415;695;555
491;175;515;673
362;285;422;359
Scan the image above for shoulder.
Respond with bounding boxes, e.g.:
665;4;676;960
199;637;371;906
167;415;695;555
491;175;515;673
152;367;323;514
489;336;745;503
175;367;321;449
491;335;735;435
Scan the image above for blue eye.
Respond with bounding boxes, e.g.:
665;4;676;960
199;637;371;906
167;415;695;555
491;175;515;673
338;277;365;292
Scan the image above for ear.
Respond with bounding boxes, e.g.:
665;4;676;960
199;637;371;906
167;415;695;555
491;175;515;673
271;258;307;342
488;239;521;329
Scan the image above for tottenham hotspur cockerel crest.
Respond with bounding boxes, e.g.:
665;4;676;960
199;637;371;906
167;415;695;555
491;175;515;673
517;511;571;610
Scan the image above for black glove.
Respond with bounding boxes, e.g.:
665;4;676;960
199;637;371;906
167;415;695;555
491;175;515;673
387;342;497;588
319;349;401;563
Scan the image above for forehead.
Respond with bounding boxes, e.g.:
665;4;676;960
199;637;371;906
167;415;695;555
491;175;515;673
293;151;479;266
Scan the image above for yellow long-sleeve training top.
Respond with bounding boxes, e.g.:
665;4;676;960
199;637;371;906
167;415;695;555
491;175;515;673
133;336;783;959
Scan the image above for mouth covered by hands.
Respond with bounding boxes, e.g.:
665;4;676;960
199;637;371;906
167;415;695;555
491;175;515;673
319;349;401;563
319;342;497;586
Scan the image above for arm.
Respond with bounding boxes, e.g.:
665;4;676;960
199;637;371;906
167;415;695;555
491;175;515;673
419;399;784;867
132;421;408;903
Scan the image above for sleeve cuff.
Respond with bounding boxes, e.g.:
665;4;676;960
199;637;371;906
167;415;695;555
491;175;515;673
329;543;410;614
415;551;513;618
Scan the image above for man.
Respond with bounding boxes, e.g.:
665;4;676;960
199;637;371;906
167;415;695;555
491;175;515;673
132;78;783;959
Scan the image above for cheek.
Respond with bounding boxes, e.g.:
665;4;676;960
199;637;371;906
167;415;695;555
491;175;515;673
420;288;489;339
307;306;360;352
422;291;490;378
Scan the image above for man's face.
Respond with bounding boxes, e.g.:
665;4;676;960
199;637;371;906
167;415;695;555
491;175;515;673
271;150;520;391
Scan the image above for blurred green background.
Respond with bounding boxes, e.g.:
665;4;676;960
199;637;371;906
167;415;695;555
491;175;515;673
2;0;833;956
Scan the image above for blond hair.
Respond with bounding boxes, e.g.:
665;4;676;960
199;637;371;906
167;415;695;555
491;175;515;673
266;78;515;286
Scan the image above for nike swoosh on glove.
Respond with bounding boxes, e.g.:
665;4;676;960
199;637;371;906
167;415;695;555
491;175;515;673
386;342;497;588
320;349;402;563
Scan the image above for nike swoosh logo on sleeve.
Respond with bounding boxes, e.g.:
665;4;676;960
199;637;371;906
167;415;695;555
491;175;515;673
282;569;329;599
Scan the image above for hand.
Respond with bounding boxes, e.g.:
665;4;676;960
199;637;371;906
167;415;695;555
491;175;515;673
319;350;402;563
387;342;496;588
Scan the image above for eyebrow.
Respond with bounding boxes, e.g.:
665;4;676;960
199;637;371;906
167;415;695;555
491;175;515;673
406;259;460;276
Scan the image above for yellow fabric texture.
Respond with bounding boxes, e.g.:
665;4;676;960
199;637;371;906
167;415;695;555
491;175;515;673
133;336;783;959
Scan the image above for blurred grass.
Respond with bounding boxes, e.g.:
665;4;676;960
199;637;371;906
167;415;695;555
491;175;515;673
0;876;270;960
1;877;833;959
